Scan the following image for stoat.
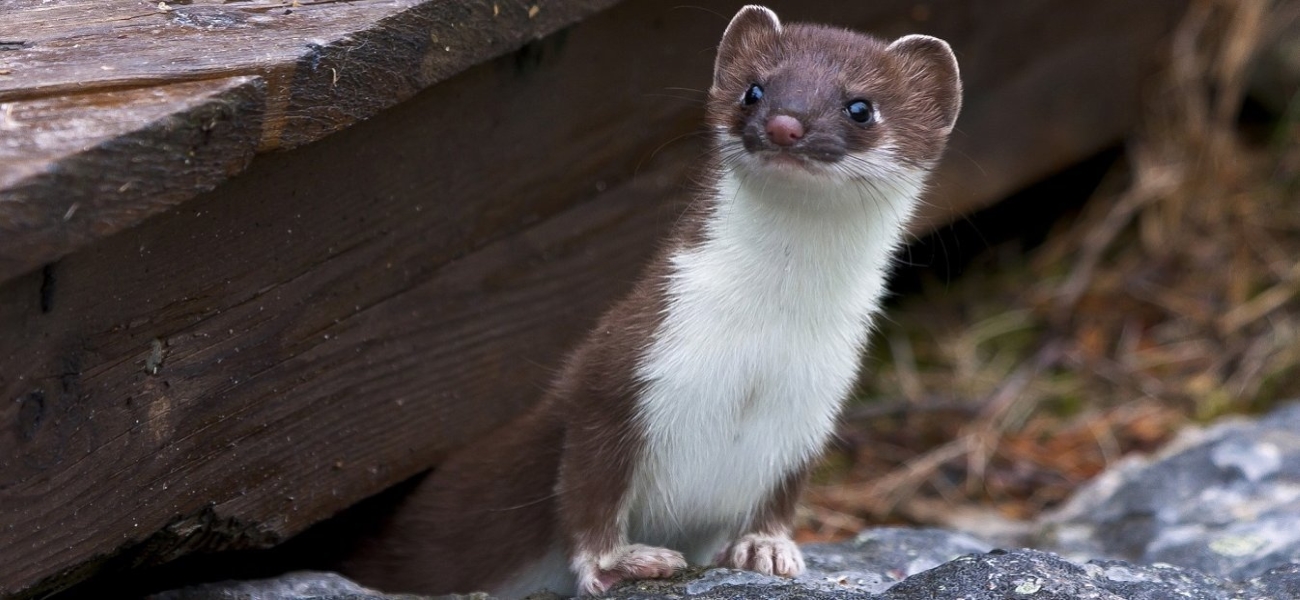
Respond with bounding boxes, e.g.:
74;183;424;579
343;5;961;597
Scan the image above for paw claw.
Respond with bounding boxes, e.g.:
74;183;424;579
716;533;804;578
574;544;686;595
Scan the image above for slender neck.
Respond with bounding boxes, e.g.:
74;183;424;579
697;169;924;270
651;168;929;332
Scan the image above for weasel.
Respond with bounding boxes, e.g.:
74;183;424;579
342;5;961;597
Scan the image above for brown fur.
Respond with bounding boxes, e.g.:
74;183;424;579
710;13;960;169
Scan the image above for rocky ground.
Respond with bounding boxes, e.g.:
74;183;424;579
150;402;1300;600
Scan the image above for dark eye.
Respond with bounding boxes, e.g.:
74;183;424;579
845;99;874;123
742;83;764;106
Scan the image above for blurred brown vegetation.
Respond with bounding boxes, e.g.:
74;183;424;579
798;0;1300;542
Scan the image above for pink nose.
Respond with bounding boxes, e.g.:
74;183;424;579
766;115;804;147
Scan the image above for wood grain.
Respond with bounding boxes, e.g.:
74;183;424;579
0;0;1188;597
0;2;703;593
0;0;621;284
0;0;619;150
0;77;264;282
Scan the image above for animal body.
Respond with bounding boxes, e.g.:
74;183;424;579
343;5;961;597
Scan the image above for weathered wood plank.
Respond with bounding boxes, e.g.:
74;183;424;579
0;0;621;284
0;0;620;149
918;1;1186;226
0;0;1188;597
0;2;701;592
0;136;690;600
0;77;265;283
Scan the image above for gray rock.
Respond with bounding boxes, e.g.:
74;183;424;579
1037;402;1300;581
1242;563;1300;599
880;550;1238;600
601;566;876;600
144;570;475;600
595;529;990;599
796;527;992;593
144;570;375;600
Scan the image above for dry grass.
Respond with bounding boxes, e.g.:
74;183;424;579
797;0;1300;542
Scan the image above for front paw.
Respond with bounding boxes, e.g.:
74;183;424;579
715;533;805;578
573;544;687;596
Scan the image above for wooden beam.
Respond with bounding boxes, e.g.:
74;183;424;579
0;78;264;283
0;0;622;284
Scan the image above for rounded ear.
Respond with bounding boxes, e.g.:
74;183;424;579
887;34;962;132
713;5;781;87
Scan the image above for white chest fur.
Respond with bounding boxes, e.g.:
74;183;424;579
626;169;923;561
